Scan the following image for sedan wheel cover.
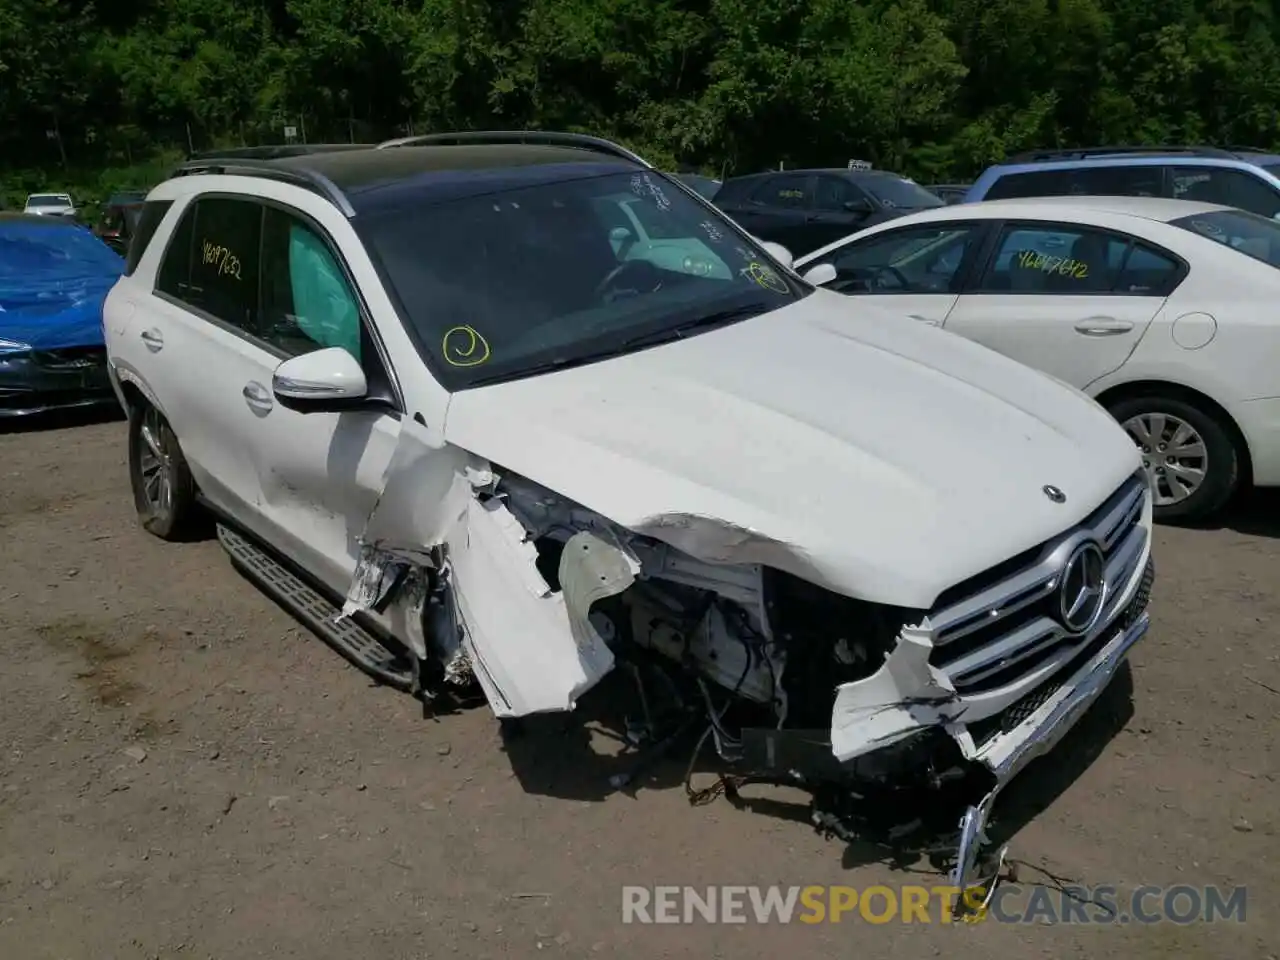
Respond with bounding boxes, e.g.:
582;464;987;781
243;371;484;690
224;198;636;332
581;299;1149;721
1122;412;1208;506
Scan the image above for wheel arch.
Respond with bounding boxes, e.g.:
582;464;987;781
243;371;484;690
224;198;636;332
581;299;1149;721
1095;379;1253;486
118;379;146;418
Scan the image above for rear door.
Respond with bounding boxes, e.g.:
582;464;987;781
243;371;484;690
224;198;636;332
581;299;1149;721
943;220;1186;388
140;195;271;528
797;220;992;325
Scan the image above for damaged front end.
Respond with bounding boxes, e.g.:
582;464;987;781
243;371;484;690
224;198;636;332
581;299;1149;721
342;423;1155;894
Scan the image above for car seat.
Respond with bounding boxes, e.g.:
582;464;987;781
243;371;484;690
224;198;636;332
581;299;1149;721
1047;234;1111;292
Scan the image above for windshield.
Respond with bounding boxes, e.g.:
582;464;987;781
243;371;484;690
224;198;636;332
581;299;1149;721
359;169;806;390
27;195;71;208
861;177;943;210
1169;209;1280;269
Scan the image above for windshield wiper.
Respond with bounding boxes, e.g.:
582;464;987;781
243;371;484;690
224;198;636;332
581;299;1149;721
464;304;772;388
618;303;772;350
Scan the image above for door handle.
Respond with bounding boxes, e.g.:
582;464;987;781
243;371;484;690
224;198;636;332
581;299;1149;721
242;381;274;412
139;328;164;352
1074;318;1134;336
908;314;942;326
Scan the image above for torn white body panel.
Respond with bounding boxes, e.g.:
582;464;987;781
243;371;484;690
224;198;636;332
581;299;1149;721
445;496;638;717
829;622;961;763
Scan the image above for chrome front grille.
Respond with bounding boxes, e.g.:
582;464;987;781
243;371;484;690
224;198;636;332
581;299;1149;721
929;472;1150;695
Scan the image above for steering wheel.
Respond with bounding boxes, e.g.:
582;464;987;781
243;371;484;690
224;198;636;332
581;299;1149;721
594;259;664;302
872;265;909;290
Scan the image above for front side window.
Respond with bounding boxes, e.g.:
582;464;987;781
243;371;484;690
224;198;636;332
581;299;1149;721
259;208;363;360
357;169;807;389
1170;166;1280;218
807;224;980;294
814;176;862;212
1170;209;1280;269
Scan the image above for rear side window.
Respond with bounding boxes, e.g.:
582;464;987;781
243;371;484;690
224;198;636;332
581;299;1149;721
1068;166;1163;197
978;223;1183;295
983;169;1073;200
124;200;173;277
156;197;263;334
752;174;812;208
984;165;1164;201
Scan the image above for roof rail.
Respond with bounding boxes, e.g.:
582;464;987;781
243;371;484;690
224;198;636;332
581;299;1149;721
1223;144;1276;154
186;143;372;162
171;158;355;217
374;130;652;168
1007;145;1240;163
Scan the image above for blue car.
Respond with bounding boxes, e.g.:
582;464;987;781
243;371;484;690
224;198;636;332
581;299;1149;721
0;213;125;418
966;145;1280;219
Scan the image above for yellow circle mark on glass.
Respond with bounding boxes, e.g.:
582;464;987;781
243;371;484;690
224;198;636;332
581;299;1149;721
746;261;788;293
442;325;491;367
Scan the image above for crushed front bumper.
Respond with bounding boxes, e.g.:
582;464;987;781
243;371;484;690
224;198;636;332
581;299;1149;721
950;600;1151;888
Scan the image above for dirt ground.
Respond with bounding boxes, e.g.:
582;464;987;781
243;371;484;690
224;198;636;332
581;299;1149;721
1;412;1277;960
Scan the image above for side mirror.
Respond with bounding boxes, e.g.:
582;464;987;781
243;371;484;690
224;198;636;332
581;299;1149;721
272;347;368;413
843;198;874;214
758;240;793;270
802;262;838;286
609;226;633;245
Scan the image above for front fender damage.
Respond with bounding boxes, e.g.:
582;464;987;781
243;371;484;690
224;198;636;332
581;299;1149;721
333;418;1130;900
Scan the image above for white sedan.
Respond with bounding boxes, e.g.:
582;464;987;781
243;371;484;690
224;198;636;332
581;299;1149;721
794;196;1280;521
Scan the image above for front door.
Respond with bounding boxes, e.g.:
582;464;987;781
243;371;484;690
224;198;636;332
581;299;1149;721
801;175;873;252
236;203;409;594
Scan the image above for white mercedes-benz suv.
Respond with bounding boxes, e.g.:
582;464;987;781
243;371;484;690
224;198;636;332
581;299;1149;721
103;132;1154;890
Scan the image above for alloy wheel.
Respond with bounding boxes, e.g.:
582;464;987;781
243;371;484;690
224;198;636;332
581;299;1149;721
137;407;174;516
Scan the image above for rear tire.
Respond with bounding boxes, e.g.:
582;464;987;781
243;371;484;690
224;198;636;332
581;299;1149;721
1107;394;1239;522
127;402;200;540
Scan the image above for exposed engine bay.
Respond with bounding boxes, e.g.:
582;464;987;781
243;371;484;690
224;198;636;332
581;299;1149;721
339;439;1153;904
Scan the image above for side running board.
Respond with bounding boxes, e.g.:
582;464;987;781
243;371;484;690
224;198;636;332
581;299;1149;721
217;524;415;692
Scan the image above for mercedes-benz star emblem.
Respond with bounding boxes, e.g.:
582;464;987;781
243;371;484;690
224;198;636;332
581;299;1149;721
1043;484;1066;503
1059;542;1106;634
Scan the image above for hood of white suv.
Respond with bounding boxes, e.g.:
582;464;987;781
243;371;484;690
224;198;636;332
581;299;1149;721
443;289;1140;608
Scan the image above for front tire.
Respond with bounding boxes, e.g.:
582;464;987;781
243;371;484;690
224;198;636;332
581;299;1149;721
128;402;199;540
1108;394;1239;522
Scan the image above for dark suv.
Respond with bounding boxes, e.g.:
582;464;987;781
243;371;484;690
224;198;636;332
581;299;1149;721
966;146;1280;219
713;168;944;256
